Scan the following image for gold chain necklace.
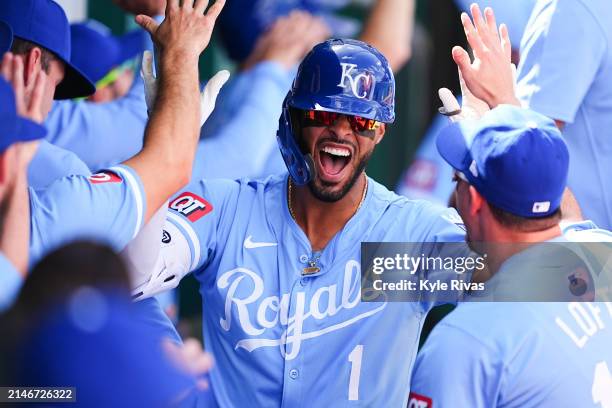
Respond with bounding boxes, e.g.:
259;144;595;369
288;174;368;275
287;174;369;222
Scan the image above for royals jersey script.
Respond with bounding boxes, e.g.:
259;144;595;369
139;174;468;407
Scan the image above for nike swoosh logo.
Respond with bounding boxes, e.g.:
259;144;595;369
244;235;278;249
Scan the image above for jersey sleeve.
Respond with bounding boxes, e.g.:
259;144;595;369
164;179;241;273
517;0;607;123
27;140;92;189
409;322;502;408
29;165;146;265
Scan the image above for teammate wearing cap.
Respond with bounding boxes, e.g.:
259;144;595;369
0;0;229;264
408;105;612;408
125;38;473;407
407;6;612;406
0;0;97;188
70;21;145;104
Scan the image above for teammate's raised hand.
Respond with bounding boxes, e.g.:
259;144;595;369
242;11;330;71
452;4;520;108
135;0;226;59
1;52;47;124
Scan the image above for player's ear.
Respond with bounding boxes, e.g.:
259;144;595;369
23;47;44;88
467;185;484;216
374;124;386;145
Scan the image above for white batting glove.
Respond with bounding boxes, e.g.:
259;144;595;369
141;50;230;127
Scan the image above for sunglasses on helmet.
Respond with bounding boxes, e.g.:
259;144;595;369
301;110;381;136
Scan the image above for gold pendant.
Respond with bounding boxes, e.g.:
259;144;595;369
302;266;320;275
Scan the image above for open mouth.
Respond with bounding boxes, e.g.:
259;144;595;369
318;145;352;180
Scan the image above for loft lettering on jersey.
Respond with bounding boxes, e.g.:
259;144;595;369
555;302;612;348
217;260;386;360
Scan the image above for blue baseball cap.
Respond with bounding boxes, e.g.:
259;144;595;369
0;77;47;154
436;105;569;217
0;0;95;100
0;20;12;53
70;21;145;85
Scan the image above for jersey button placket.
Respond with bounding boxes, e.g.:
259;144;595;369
280;274;307;406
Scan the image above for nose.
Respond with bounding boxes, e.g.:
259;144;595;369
328;114;353;138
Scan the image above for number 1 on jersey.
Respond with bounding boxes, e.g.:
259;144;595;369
348;344;364;401
593;361;612;407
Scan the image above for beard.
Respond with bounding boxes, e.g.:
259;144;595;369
307;149;372;202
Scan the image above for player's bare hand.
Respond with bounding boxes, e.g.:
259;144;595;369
452;4;520;108
242;11;330;71
1;52;46;124
135;0;225;59
163;338;214;391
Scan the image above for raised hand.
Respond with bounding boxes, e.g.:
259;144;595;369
1;52;47;124
452;4;520;108
136;0;226;59
242;11;331;71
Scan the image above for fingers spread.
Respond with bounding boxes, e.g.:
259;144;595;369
193;0;209;14
1;52;13;82
484;7;498;37
135;14;159;35
499;24;512;61
461;12;485;57
205;0;225;20
452;46;476;84
28;70;47;123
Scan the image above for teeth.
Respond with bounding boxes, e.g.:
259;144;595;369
322;146;351;157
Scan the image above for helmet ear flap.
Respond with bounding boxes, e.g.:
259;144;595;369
276;95;314;185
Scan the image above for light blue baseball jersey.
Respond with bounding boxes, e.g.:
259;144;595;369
0;253;21;312
410;301;612;408
158;173;468;407
28;140;92;189
29;165;146;265
396;113;455;206
410;236;612;407
517;0;612;229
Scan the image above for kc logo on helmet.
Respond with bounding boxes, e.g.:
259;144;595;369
338;63;373;99
88;171;122;184
408;392;432;408
169;192;213;222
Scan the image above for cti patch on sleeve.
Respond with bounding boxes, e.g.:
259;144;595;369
169;192;213;222
88;171;123;184
408;392;432;408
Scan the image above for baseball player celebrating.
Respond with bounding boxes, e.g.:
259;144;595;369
408;105;612;408
129;38;471;406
